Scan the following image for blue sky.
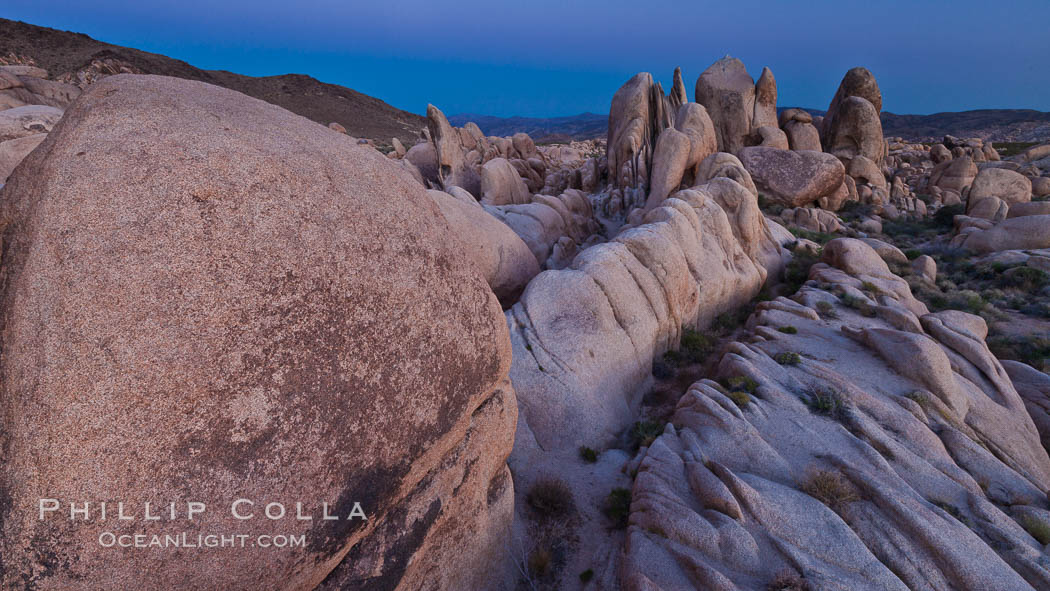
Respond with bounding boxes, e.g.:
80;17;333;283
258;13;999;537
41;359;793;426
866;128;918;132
4;0;1048;117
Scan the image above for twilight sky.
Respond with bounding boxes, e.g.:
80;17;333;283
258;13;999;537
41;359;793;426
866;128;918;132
4;0;1049;118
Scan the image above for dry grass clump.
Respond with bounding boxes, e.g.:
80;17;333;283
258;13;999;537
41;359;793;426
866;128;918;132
526;477;574;518
800;469;859;512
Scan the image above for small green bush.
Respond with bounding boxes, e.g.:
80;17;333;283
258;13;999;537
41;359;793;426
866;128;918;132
579;446;598;463
841;294;877;317
679;328;715;363
1022;515;1050;545
815;300;838;319
728;390;751;408
603;488;632;528
933;204;965;229
904;249;922;260
631;420;664;448
789;227;835;245
784;249;822;293
988;335;1050;373
778;326;798;334
775;352;802;366
807;387;849;421
1000;266;1049;291
932;499;974;528
579;569;595;582
726;375;759;393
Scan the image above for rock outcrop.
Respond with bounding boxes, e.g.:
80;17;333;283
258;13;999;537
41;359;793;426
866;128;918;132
822;67;886;166
738;147;846;207
0;75;517;591
951;215;1050;253
623;238;1050;590
779;108;822;152
695;57;756;154
506;176;784;454
607;72;672;195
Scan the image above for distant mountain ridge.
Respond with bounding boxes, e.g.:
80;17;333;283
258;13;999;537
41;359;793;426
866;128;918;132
0;18;426;143
448;112;607;142
452;108;1050;144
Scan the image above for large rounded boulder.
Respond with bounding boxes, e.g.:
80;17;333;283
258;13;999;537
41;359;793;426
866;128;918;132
0;75;516;590
738;147;845;207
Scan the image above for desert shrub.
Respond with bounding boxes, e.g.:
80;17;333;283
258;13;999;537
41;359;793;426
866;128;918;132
775;352;802;366
526;477;574;518
815;300;838;319
932;204;965;229
841;294;878;317
527;546;553;578
631;420;664;448
784;249;822;293
651;359;675;379
1022;515;1050;545
939;290;986;314
725;375;759;393
579;569;595;582
789;227;835;245
1021;301;1050;318
904;248;922;260
800;469;859;511
995;141;1039;158
579;446;598;463
860;281;881;294
1000;266;1049;291
603;488;632;528
728;390;751;408
806;387;849;421
767;570;811;591
778;326;798;334
987;335;1050;373
931;499;974;528
906;390;931;410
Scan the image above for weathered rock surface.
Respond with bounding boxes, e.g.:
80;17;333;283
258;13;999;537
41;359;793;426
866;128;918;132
427;103;481;196
822;67;886;166
485;189;599;270
607;72;672;193
695;57;755;154
0;104;64;142
739;147;846;207
780;109;822;152
623;238;1050;591
0;75;517;591
931;156;978;194
779;206;843;234
506;177;783;454
752;66;778;132
427;189;539;305
480;157;531;206
0;133;46;182
951;215;1050;253
968;167;1032;207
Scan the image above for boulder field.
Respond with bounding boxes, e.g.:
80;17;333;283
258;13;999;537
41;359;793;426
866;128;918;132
1;48;1050;591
